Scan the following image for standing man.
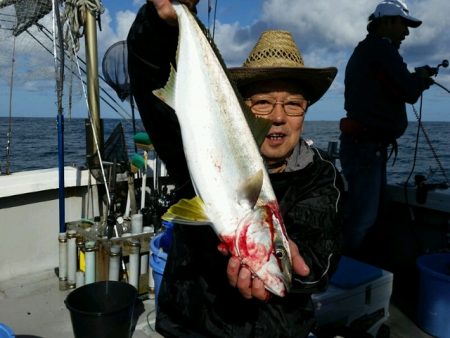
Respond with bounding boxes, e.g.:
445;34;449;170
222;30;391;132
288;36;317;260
128;1;343;337
339;0;435;258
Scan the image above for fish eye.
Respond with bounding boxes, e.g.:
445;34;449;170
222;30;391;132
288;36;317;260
275;248;286;259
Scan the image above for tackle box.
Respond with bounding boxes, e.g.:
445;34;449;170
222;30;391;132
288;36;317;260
311;256;393;337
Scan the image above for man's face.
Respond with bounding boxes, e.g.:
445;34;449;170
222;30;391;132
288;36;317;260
243;80;307;166
385;17;410;48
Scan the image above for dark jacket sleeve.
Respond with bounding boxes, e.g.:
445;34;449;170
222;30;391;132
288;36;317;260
127;4;193;195
272;148;344;294
370;37;429;103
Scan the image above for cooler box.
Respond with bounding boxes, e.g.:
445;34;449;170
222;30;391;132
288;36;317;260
311;256;393;337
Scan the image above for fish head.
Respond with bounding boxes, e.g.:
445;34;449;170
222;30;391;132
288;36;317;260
234;203;292;297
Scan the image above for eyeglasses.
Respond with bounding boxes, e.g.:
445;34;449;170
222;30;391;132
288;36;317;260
245;95;309;116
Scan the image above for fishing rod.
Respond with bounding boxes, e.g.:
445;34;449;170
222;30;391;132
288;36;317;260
403;58;450;207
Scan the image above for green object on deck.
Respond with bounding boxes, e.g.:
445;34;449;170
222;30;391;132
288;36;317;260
131;153;145;173
134;132;153;150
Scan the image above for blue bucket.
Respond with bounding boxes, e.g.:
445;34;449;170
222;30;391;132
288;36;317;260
0;323;14;338
416;253;450;338
150;233;168;308
159;221;174;252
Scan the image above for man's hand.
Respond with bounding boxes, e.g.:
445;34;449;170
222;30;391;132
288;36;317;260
415;65;436;90
151;0;199;25
415;65;437;78
220;240;310;301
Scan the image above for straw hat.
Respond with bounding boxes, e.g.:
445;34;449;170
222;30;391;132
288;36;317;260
229;30;337;105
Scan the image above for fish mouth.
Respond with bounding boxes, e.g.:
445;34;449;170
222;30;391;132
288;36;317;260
234;207;292;296
269;211;292;293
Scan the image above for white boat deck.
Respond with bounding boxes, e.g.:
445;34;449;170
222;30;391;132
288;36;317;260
0;270;163;338
0;268;433;338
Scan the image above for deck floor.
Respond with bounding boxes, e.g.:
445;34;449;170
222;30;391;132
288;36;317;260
0;270;162;338
0;269;432;338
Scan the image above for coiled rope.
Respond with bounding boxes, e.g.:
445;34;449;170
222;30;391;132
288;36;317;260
62;0;104;51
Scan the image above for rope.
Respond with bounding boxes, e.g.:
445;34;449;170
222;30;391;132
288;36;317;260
411;104;450;185
206;0;218;41
433;80;450;94
212;0;218;40
52;0;65;117
403;97;423;211
4;35;16;175
52;0;67;233
62;0;104;52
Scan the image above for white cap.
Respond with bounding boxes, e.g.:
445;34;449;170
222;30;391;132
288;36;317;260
369;0;422;28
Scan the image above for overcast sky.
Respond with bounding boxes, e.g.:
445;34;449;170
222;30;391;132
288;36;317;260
1;0;449;121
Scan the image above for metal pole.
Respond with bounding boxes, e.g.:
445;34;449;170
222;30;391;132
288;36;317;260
57;114;65;232
84;6;103;167
52;0;65;233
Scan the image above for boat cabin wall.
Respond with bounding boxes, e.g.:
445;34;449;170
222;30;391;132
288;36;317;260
0;167;103;282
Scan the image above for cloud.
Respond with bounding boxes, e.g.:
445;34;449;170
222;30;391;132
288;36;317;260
0;13;56;89
212;22;262;67
210;0;450;106
2;0;449;119
260;0;370;48
96;7;134;57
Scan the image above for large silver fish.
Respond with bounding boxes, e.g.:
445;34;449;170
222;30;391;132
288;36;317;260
154;2;292;296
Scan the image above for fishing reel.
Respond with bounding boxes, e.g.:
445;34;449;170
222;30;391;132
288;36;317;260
416;59;448;78
415;174;449;204
426;59;450;94
436;59;449;74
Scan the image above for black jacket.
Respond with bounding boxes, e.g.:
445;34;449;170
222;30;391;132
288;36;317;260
344;34;429;139
128;4;343;337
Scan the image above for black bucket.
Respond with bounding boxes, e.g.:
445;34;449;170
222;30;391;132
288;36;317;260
65;281;138;338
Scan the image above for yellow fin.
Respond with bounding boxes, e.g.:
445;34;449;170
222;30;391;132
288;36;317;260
162;196;210;224
238;169;263;209
153;64;177;109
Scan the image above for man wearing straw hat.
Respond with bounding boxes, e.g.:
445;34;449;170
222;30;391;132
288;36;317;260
339;0;435;260
128;0;343;337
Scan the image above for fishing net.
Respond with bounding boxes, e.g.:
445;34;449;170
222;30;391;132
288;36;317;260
0;1;133;173
102;40;131;102
0;0;52;36
0;0;85;120
104;122;128;167
0;0;132;118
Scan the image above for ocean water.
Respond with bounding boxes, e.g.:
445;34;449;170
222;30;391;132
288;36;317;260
302;120;450;185
1;117;449;185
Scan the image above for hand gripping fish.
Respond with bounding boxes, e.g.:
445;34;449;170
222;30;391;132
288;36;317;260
154;2;292;297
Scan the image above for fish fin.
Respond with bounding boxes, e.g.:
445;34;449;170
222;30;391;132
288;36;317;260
237;169;263;209
161;196;211;224
152;64;177;110
242;103;272;147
